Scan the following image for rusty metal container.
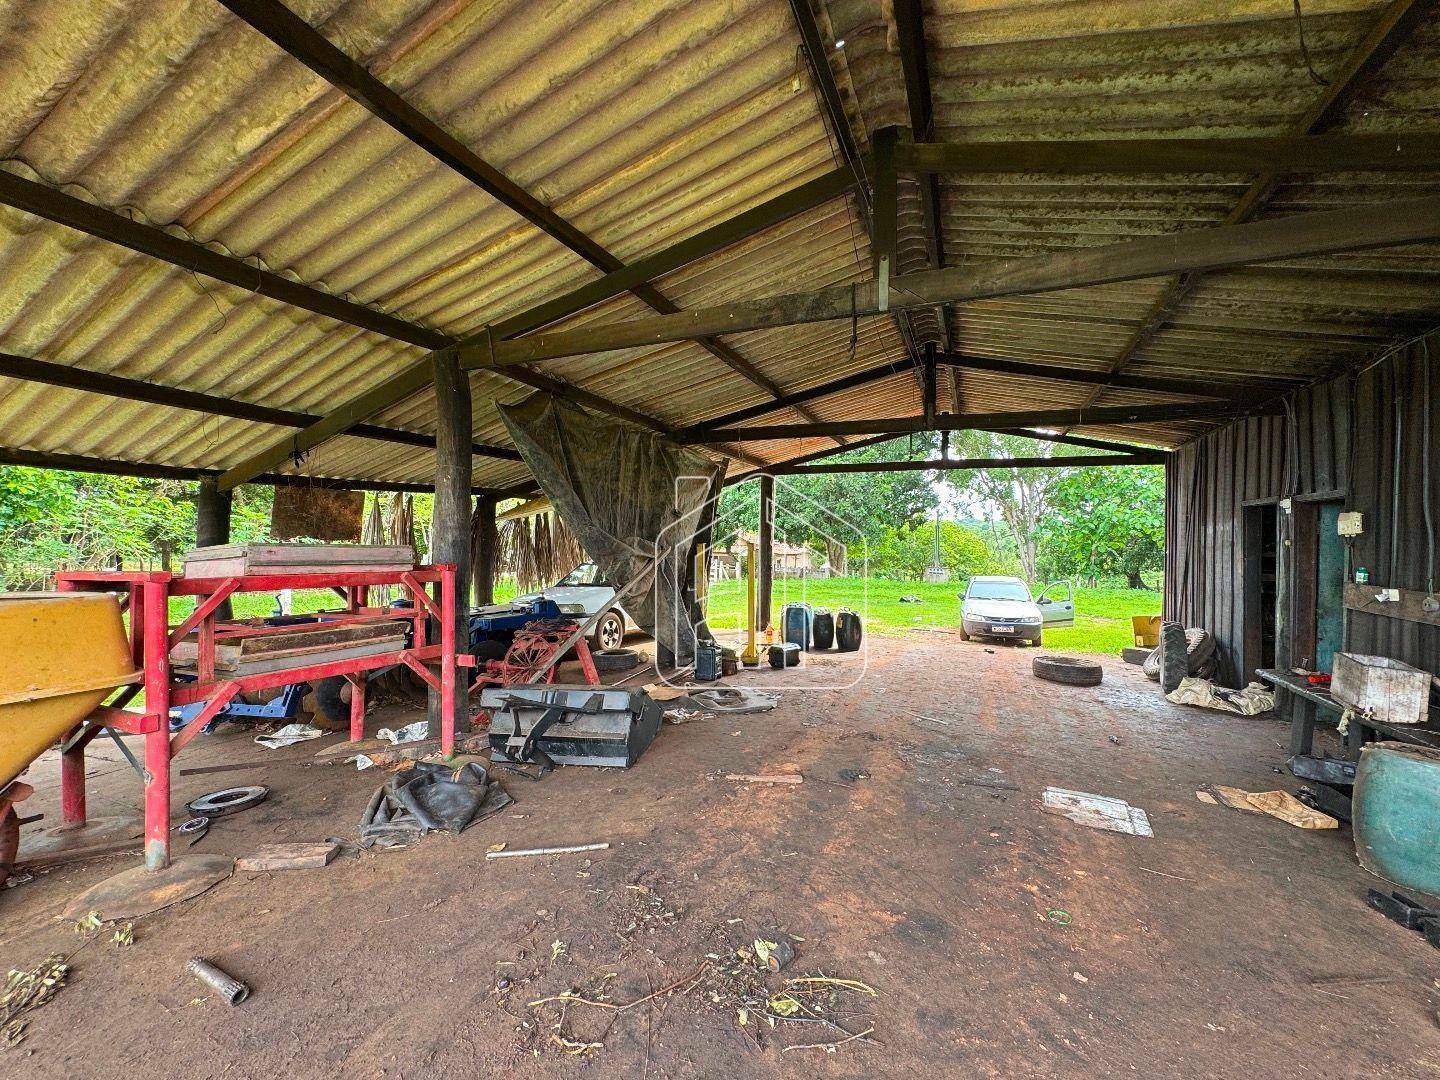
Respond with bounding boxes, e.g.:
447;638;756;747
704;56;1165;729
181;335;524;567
0;593;138;789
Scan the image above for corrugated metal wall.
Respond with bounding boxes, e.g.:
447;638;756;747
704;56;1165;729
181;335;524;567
1165;331;1439;686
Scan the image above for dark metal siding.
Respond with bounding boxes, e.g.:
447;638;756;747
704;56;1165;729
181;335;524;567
1165;332;1439;686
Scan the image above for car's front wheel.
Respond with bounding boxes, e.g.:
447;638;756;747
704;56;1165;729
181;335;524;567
591;611;625;652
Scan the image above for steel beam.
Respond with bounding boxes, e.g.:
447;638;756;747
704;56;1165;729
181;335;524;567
787;0;865;180
0;446;500;495
458;194;1440;370
895;132;1440;175
683;401;1273;444
775;453;1161;474
0;351;521;460
936;353;1271;399
892;0;952;354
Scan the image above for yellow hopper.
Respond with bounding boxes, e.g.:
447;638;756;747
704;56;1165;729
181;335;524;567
0;592;138;792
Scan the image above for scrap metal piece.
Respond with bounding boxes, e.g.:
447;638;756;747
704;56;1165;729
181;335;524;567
187;957;249;1005
186;786;268;818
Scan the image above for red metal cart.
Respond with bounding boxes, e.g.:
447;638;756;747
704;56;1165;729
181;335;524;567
54;564;458;871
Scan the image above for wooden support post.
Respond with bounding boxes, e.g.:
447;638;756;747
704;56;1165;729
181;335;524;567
196;478;233;621
923;343;938;426
758;475;775;634
473;492;498;607
429;352;472;736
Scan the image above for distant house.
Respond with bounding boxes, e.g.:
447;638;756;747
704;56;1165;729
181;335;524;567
721;532;821;578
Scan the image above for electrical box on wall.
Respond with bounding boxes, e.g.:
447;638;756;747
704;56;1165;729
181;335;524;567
1337;511;1364;537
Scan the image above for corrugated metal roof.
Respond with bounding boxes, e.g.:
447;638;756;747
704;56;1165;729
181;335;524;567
0;0;1437;489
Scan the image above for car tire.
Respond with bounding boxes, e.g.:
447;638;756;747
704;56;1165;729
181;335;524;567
312;676;348;727
1032;655;1103;687
593;647;640;672
1159;621;1189;693
591;611;626;653
957;624;970;641
1184;628;1217;674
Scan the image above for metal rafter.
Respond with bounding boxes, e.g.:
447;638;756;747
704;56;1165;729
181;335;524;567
0;154;830;477
1081;0;1438;409
0;445;496;495
893;133;1440;174
892;0;953;358
682;400;1277;444
217;0;829;436
776;453;1161;475
0;351;521;460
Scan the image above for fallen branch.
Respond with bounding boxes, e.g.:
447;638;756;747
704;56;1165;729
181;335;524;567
725;774;803;785
529;962;709;1012
780;1026;876;1053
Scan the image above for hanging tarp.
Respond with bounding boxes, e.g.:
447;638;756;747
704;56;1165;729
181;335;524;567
498;394;724;662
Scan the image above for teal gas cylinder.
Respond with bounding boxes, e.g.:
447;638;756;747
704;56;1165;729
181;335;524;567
1353;742;1440;896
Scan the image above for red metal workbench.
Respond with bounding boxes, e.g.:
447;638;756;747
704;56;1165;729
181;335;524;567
54;564;458;871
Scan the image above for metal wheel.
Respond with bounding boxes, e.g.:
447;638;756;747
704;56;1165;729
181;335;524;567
0;805;19;888
593;611;625;652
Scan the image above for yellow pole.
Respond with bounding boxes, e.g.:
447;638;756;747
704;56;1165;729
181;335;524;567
740;539;760;666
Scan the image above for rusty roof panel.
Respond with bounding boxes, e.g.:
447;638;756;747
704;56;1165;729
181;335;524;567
0;0;1438;485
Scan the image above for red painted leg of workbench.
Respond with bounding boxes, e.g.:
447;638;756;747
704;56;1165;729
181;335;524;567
440;569;456;757
60;744;86;826
142;579;172;872
348;673;366;742
577;639;600;685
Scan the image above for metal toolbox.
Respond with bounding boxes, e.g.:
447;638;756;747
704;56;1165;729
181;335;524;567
1332;653;1432;726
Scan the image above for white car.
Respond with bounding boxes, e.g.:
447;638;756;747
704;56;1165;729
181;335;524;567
515;562;638;651
959;576;1074;646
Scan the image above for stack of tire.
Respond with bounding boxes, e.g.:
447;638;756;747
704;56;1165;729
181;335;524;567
1140;621;1218;693
809;608;862;652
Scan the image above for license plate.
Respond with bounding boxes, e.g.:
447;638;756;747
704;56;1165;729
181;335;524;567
989;625;1015;634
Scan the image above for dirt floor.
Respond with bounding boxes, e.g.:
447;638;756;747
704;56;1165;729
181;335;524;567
3;635;1439;1078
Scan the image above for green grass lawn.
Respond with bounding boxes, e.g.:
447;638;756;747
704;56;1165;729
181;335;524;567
700;577;1160;656
167;577;1158;658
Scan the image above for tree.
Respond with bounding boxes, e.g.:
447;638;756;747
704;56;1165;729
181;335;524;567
0;467;272;589
715;436;940;571
1035;466;1165;588
945;432;1090;582
865;519;1013;580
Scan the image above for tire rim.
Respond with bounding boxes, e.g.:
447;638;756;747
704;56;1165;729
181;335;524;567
600;616;623;650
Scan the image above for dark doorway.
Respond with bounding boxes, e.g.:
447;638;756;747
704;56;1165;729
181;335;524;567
1242;503;1278;682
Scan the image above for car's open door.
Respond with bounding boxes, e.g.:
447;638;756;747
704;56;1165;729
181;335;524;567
1037;581;1075;628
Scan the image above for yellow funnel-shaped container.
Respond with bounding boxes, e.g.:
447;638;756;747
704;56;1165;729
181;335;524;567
0;593;139;789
